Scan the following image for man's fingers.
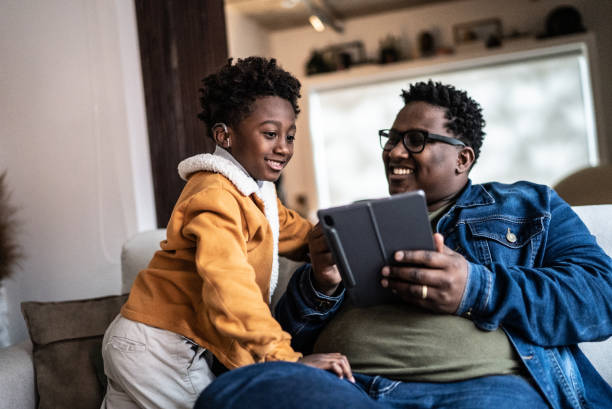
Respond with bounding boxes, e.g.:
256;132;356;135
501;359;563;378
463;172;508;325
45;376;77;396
384;266;448;288
394;248;448;267
433;233;445;253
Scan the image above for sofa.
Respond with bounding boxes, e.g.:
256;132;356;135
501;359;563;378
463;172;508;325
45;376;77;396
1;205;611;409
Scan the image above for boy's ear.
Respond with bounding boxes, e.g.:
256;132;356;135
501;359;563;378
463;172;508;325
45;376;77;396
456;146;475;174
212;123;230;148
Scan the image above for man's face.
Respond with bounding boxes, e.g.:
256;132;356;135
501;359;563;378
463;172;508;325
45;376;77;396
229;96;296;182
383;101;468;210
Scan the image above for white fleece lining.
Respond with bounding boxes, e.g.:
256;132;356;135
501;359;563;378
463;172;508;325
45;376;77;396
177;150;280;302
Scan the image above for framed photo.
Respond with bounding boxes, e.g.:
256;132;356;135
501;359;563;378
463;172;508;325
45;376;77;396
453;18;502;45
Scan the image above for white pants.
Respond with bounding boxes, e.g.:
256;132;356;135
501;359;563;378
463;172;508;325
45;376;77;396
100;315;215;409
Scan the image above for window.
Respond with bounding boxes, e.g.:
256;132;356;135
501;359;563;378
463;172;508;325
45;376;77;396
309;42;598;208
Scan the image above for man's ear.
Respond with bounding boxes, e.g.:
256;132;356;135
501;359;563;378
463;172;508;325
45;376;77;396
212;123;230;148
456;146;475;174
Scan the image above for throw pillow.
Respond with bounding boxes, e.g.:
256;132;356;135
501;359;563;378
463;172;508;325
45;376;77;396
21;294;128;409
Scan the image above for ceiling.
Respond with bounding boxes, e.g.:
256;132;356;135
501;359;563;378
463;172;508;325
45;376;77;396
225;0;462;31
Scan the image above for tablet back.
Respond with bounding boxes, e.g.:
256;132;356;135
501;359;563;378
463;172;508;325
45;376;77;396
317;190;434;307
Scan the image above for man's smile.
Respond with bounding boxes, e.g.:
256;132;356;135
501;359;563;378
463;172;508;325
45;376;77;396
390;166;414;176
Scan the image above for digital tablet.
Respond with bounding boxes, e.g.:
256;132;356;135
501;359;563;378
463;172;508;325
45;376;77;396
317;190;435;307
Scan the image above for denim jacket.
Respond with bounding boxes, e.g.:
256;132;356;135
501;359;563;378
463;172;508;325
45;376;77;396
276;181;612;409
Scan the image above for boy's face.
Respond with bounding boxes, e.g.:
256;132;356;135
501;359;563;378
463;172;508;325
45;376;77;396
228;96;296;182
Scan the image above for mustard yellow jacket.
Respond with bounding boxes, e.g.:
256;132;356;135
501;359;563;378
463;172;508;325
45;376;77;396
122;151;312;369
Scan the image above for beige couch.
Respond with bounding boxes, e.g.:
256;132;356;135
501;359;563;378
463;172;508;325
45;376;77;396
1;205;611;409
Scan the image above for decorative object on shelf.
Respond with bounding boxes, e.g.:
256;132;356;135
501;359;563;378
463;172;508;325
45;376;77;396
453;18;503;49
418;31;436;57
306;50;334;76
378;34;403;64
305;41;366;75
538;6;585;39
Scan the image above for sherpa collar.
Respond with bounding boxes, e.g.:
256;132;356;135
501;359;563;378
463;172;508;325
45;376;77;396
177;148;281;301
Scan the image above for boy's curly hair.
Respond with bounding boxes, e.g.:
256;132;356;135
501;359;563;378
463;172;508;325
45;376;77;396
197;57;301;138
401;80;485;163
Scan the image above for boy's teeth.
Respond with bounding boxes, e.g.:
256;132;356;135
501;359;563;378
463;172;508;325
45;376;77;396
267;159;284;170
393;168;413;175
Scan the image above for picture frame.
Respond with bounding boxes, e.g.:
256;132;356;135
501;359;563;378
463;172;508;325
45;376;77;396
453;18;502;45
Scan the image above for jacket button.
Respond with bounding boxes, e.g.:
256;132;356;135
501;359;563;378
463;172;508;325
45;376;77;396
506;228;517;243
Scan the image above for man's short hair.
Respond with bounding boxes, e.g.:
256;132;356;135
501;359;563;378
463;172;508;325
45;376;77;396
401;80;485;164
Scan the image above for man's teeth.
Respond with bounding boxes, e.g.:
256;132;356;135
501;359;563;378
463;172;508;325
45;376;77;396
392;167;413;175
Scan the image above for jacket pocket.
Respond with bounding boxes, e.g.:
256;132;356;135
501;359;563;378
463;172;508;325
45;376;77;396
466;216;545;266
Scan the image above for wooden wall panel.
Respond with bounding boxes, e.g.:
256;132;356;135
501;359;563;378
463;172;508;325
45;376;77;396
134;0;228;227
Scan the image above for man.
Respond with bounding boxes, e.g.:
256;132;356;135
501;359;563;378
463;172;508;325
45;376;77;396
196;81;612;409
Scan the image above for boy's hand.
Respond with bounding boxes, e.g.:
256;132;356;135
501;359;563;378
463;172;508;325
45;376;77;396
298;353;355;383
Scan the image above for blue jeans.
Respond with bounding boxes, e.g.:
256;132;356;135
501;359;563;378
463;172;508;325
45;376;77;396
194;362;550;409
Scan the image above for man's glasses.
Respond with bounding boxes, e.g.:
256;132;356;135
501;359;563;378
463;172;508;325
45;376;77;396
379;129;466;153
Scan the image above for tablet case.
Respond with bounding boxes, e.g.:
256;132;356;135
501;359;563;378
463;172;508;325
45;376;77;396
317;190;435;307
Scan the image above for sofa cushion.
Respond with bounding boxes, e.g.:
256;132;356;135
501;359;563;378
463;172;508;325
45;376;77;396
21;294;127;409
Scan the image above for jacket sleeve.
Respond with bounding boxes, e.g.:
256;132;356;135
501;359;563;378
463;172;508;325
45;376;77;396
275;264;345;354
182;187;301;368
276;198;312;261
457;190;612;347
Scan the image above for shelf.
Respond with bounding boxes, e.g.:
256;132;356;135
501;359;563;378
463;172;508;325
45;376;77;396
302;32;595;91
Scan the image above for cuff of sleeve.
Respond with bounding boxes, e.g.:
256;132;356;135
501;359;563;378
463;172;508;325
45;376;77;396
455;261;493;318
298;265;344;312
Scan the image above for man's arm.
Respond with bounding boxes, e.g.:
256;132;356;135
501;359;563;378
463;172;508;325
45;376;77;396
460;193;612;346
275;264;344;354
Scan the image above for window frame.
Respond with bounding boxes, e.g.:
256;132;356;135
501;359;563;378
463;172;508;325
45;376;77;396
296;34;603;210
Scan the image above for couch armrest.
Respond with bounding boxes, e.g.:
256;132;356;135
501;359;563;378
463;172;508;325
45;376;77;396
121;229;166;294
580;337;612;385
0;341;36;409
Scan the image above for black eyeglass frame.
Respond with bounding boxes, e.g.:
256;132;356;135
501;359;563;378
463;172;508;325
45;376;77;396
378;129;466;153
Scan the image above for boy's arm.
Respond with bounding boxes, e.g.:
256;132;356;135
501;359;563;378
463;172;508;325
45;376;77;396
183;188;301;369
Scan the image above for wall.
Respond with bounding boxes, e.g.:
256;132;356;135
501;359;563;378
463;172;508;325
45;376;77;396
248;0;612;215
225;4;271;59
0;0;155;345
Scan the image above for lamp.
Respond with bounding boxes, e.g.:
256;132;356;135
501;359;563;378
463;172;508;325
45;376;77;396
303;0;344;33
308;15;326;32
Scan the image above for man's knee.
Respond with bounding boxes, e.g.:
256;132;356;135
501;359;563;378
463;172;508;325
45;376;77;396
195;362;376;409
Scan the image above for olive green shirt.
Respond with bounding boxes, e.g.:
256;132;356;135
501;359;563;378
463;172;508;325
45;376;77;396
313;202;523;382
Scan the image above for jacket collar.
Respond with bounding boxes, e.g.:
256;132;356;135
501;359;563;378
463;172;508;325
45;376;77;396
453;180;495;209
177;147;267;197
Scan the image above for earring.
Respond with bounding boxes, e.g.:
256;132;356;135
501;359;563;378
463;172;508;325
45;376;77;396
225;138;231;148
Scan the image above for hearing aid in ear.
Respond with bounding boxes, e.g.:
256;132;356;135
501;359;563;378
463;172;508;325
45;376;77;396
212;123;228;134
212;123;230;147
